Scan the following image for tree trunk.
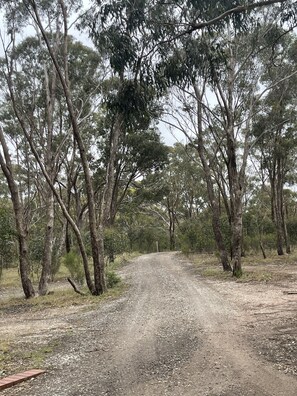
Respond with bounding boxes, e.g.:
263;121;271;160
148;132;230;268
101;114;123;226
38;188;54;295
211;205;231;271
260;240;267;259
278;162;290;254
0;128;35;298
193;84;232;272
231;197;243;277
38;39;57;296
272;173;284;255
31;1;106;294
169;215;176;251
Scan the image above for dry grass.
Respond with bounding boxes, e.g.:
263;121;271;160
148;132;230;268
0;267;22;288
186;250;297;284
0;336;60;375
0;252;134;376
0;252;139;315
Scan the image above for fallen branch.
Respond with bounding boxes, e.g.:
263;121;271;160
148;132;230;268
67;277;86;295
283;291;297;295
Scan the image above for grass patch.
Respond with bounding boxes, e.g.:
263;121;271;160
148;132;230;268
106;251;141;271
0;338;59;375
0;267;21;288
0;281;127;313
242;250;297;267
53;263;72;281
0;282;127;376
201;267;233;279
189;253;219;268
186;252;297;284
237;270;273;283
0;255;134;376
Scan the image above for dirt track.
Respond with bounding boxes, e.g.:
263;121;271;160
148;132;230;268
2;252;297;395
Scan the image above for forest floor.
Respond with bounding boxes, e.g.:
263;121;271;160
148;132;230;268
0;252;297;395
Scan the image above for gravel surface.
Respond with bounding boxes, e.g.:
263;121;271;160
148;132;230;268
2;252;297;395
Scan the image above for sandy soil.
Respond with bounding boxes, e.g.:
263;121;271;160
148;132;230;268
1;252;297;395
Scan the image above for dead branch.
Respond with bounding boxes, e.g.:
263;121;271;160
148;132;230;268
283;291;297;295
67;277;86;295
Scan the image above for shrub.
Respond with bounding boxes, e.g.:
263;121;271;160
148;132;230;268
179;218;216;254
104;227;130;262
61;251;85;285
0;204;16;268
106;270;121;288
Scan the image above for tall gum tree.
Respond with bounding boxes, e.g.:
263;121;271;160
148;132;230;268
0;127;35;298
25;0;106;294
252;31;297;255
84;0;167;232
0;2;105;295
159;14;295;275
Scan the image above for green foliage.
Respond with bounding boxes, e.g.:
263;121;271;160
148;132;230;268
179;218;216;254
106;270;121;288
61;251;84;285
286;220;297;244
0;203;16;269
104;227;130;262
129;224;169;253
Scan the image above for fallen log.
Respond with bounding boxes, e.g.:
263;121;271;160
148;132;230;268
67;277;86;295
283;291;297;295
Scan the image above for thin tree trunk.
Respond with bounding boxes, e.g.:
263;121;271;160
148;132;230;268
51;219;67;280
231;196;243;277
193;83;232;272
0;128;35;298
168;205;176;251
101;114;123;225
38;49;57;296
273;177;284;256
30;1;106;294
260;240;267;259
38;188;54;295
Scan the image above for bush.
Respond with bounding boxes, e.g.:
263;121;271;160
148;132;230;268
0;204;16;268
287;220;297;244
106;270;121;288
179;218;216;254
61;251;85;285
127;226;169;253
104;227;130;262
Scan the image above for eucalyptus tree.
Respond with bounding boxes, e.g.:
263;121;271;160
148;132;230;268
0;1;106;295
0;127;35;297
95;126;168;226
159;8;297;275
159;143;207;250
253;32;297;255
83;0;167;228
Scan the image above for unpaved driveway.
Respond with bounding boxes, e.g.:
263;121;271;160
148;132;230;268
2;252;297;395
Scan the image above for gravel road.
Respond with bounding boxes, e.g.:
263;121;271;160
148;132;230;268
2;252;297;395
